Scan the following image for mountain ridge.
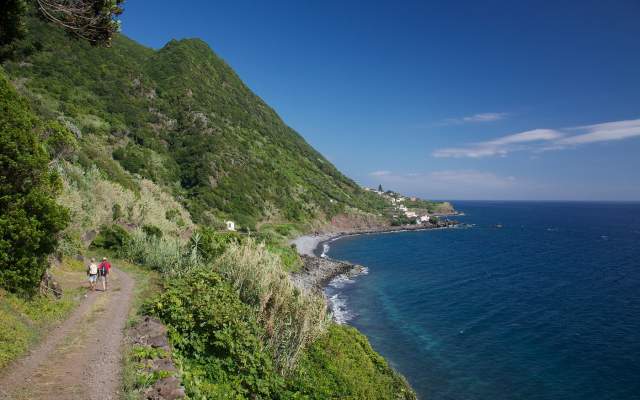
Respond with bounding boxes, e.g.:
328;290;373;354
4;16;387;229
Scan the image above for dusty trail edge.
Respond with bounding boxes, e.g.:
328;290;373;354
0;267;135;400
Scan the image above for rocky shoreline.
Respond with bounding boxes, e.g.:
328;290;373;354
290;219;460;293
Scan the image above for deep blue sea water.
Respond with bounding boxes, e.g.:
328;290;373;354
325;202;640;400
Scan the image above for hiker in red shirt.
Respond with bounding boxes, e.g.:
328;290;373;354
98;257;111;291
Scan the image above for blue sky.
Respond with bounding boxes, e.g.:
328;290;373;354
121;1;640;201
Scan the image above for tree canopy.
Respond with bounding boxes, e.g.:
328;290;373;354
0;71;69;295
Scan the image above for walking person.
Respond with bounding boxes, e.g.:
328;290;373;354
98;257;111;291
87;258;98;291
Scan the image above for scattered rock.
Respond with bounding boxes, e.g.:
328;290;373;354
129;316;185;399
143;376;185;400
40;270;63;299
145;358;177;373
81;229;97;246
130;316;170;351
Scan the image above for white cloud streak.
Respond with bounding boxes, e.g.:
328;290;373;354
369;170;391;177
441;112;509;125
433;118;640;158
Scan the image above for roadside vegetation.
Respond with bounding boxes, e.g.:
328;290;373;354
0;257;84;369
1;7;418;399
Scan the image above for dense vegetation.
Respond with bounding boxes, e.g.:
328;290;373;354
152;267;415;399
0;12;424;398
0;69;69;295
3;16;388;229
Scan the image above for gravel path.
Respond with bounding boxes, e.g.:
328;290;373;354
0;267;135;400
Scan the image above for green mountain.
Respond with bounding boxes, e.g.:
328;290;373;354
0;13;420;399
3;17;385;229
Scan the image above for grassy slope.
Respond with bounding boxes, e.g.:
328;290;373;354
3;17;387;229
0;258;84;369
1;17;417;398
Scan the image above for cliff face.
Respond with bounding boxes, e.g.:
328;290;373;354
3;17;387;229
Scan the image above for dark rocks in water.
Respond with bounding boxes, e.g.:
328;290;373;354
291;255;359;292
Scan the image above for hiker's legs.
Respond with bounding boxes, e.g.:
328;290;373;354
101;275;106;291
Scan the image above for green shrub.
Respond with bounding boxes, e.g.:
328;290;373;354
42;120;78;161
0;70;68;295
289;325;417;400
142;224;162;239
91;224;131;250
266;243;303;272
196;226;243;262
151;270;286;398
112;203;123;221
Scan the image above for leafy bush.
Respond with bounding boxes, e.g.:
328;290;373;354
289;325;417;399
91;224;131;250
42;120;78;161
266;243;303;272
196;226;243;262
216;240;329;371
0;70;68;295
151;270;286;398
142;224;162;239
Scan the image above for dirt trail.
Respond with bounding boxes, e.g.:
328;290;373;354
0;268;135;400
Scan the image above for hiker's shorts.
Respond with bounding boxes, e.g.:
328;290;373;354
88;274;97;283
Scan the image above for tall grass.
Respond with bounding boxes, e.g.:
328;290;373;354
216;239;329;372
119;229;203;276
120;230;328;372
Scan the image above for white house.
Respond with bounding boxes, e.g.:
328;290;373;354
419;215;430;223
399;205;408;212
405;211;417;218
226;220;236;231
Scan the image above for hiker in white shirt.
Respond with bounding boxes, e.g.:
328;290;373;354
87;258;99;291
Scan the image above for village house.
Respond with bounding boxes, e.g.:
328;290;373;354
419;215;430;223
405;211;417;218
226;220;236;231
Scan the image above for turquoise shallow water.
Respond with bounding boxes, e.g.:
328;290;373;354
325;201;640;400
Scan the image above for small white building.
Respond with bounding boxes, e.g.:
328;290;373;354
419;215;430;223
226;220;236;231
405;211;417;218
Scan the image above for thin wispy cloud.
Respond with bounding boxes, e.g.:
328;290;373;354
557;119;640;145
441;112;509;126
433;118;640;158
369;170;391;177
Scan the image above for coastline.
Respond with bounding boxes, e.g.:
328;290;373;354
289;220;460;293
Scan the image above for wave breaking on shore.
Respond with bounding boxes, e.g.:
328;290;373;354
326;266;369;324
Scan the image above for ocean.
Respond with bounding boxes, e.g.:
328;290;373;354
324;201;640;400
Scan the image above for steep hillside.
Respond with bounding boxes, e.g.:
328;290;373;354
3;16;386;229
